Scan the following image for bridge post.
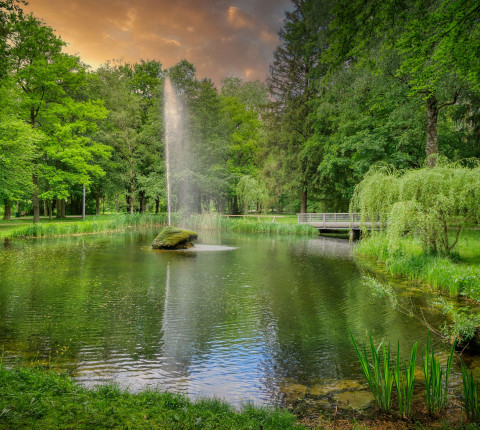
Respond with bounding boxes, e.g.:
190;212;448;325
349;229;361;241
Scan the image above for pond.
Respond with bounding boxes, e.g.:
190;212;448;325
0;228;456;407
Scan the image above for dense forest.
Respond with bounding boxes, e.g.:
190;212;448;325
1;0;480;222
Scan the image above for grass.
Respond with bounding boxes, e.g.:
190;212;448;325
354;232;480;301
0;213;318;240
1;213;170;239
184;214;319;236
423;334;455;416
349;331;394;412
462;362;480;423
0;366;303;429
394;340;417;418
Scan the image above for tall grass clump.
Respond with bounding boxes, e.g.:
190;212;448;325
393;341;417;418
423;334;455;415
349;330;394;412
462;362;480;423
4;214;169;239
185;213;318;236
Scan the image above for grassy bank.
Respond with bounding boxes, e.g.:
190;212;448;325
0;367;302;429
185;214;319;236
1;213;318;240
1;213;169;239
354;232;480;301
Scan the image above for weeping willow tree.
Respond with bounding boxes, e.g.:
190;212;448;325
351;162;480;255
236;175;270;214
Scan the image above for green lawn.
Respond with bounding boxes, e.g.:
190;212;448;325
0;367;303;429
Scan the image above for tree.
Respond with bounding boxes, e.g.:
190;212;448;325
8;14;109;221
0;0;25;79
0;78;38;218
266;0;325;213
351;162;480;255
325;0;480;166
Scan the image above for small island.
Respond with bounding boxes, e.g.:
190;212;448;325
152;226;198;250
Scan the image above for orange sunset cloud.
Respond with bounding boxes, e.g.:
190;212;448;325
24;0;292;85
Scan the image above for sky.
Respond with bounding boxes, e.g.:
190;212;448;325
24;0;292;85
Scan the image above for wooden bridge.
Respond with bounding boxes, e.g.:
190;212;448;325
297;213;379;237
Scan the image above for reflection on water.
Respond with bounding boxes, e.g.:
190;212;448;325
0;228;455;405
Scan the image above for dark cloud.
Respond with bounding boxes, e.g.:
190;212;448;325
24;0;291;84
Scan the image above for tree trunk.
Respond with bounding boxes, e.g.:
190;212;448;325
48;200;53;220
16;200;21;217
196;192;202;214
33;174;40;223
43;199;48;217
96;192;101;216
115;195;120;213
3;200;11;220
56;198;62;218
61;199;66;218
300;189;307;214
139;191;146;213
129;183;135;214
155;198;160;214
232;196;239;215
426;96;439;168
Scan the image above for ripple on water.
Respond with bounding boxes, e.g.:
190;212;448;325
0;230;463;406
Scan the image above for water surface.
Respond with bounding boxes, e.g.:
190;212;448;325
0;229;451;405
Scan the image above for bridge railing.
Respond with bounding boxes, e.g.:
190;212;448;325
297;213;361;225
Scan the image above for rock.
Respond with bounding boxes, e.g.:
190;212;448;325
309;379;362;397
152;226;198;250
279;383;308;402
332;390;375;410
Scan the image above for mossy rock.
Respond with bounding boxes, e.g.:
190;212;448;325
152;226;198;250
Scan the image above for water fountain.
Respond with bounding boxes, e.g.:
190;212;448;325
152;77;198;250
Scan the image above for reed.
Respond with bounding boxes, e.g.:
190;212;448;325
423;334;455;415
393;341;417;418
4;214;169;239
349;330;394;412
461;362;480;423
184;214;319;236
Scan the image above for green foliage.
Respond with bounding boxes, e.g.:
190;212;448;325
438;299;480;345
349;331;394;412
0;366;302;429
462;362;480;423
423;334;455;416
236;175;270;214
393;341;417;418
0;80;39;201
355;233;480;300
352;163;480;255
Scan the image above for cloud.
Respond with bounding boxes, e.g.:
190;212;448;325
24;0;292;84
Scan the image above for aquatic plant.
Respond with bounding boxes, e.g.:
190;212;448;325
393;341;417;418
461;362;480;423
437;298;480;347
423;333;455;415
349;331;394;412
